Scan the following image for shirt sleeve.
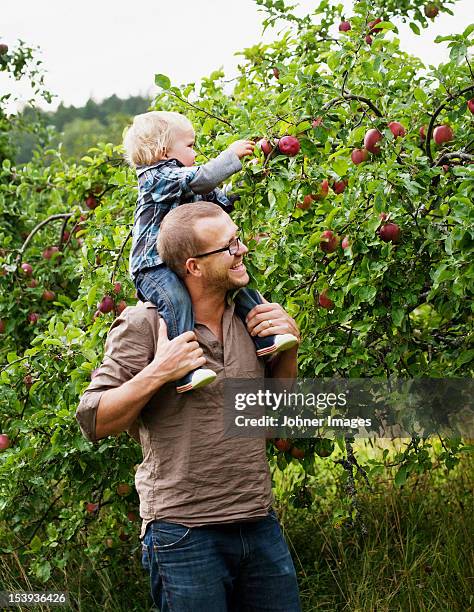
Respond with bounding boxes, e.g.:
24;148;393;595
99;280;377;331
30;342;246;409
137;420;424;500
189;149;242;194
75;305;158;443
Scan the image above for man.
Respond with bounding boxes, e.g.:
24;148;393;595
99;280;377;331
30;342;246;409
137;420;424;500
76;202;302;611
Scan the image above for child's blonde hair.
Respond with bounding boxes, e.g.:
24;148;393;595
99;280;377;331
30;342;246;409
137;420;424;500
123;111;193;167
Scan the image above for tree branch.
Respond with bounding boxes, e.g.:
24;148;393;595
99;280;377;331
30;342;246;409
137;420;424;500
165;91;234;128
434;151;474;166
322;93;383;118
110;227;133;283
425;84;474;163
15;213;74;264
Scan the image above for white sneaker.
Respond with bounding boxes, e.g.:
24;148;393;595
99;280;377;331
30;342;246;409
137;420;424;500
176;368;217;393
256;334;299;357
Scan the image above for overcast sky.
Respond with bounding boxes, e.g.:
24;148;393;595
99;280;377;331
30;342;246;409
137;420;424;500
0;0;472;112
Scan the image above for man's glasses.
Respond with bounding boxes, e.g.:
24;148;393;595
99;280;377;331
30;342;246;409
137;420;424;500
193;233;242;259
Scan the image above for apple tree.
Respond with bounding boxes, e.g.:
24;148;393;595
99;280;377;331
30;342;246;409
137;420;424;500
1;0;473;581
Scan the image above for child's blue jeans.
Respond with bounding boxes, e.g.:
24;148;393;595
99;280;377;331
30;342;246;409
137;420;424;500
134;264;276;353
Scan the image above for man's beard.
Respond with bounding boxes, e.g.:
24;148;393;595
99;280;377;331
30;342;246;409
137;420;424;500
202;264;249;292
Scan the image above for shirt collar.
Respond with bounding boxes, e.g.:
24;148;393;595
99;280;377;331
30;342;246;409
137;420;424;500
136;158;183;177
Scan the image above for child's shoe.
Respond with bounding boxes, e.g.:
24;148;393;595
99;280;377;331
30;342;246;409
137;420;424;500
256;333;298;357
176;368;217;393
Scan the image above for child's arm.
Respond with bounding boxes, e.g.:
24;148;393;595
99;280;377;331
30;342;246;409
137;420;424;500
189;140;254;195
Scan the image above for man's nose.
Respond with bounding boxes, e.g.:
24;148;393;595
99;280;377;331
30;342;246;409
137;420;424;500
238;239;249;255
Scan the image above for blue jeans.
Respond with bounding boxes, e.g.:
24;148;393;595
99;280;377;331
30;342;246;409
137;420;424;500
134;265;276;352
141;509;301;611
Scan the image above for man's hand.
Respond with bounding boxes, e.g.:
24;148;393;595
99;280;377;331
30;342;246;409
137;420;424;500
152;318;207;383
245;299;300;342
228;139;255;159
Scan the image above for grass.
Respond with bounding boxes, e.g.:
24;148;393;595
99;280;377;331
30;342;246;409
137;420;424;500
279;448;474;612
1;445;473;611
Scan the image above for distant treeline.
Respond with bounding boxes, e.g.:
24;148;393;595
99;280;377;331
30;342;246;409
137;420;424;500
15;94;151;163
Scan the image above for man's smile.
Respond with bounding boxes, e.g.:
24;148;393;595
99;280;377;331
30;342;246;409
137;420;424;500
230;260;246;272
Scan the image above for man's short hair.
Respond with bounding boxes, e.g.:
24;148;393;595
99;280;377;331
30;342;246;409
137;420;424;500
158;203;225;278
123;111;193;167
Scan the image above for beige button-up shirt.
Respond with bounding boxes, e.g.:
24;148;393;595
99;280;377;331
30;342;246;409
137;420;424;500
75;300;274;539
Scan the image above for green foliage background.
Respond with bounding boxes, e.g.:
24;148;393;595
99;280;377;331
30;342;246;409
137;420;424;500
0;0;473;588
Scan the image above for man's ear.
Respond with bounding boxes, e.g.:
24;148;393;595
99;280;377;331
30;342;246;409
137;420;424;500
185;258;202;276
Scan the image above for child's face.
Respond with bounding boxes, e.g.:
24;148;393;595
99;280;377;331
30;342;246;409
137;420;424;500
165;127;196;166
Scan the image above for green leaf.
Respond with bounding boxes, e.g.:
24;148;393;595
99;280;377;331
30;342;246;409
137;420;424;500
413;87;427;103
394;465;408;487
30;535;42;553
391;308;404;327
35;560;51;583
409;22;421;36
332;158;348;177
377;21;396;31
154;74;171;89
456;350;474;367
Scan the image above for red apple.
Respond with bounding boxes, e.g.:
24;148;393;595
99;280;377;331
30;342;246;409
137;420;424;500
117;483;131;497
313;179;329;201
27;312;40;324
42;246;60;260
433;125;454;145
127;511;138;522
86;502;99;514
278;136;300;156
113;282;122;294
116;300;128;315
379;222;400;243
351;148;369;164
0;44;8;55
419;125;427;140
274;439;292;452
23;374;33;389
85;194;99;210
342;236;351;249
257;138;273;156
119;530;129;542
339;21;351;32
365;35;373;45
27;278;38;288
364;128;383;154
320;230;338;253
318;289;334;309
0;434;11;450
333;179;348;194
379;212;389;221
0;319;5;334
42;289;56;301
468;99;474;115
98;295;115;314
388;121;406;138
297;194;314;210
291;447;305;459
62;230;70;242
21;262;33;276
368;17;383;33
312;117;323;128
93;310;102;320
272;67;280;79
424;3;439;18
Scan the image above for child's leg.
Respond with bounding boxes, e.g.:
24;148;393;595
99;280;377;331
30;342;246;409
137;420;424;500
234;287;298;357
135;266;216;392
